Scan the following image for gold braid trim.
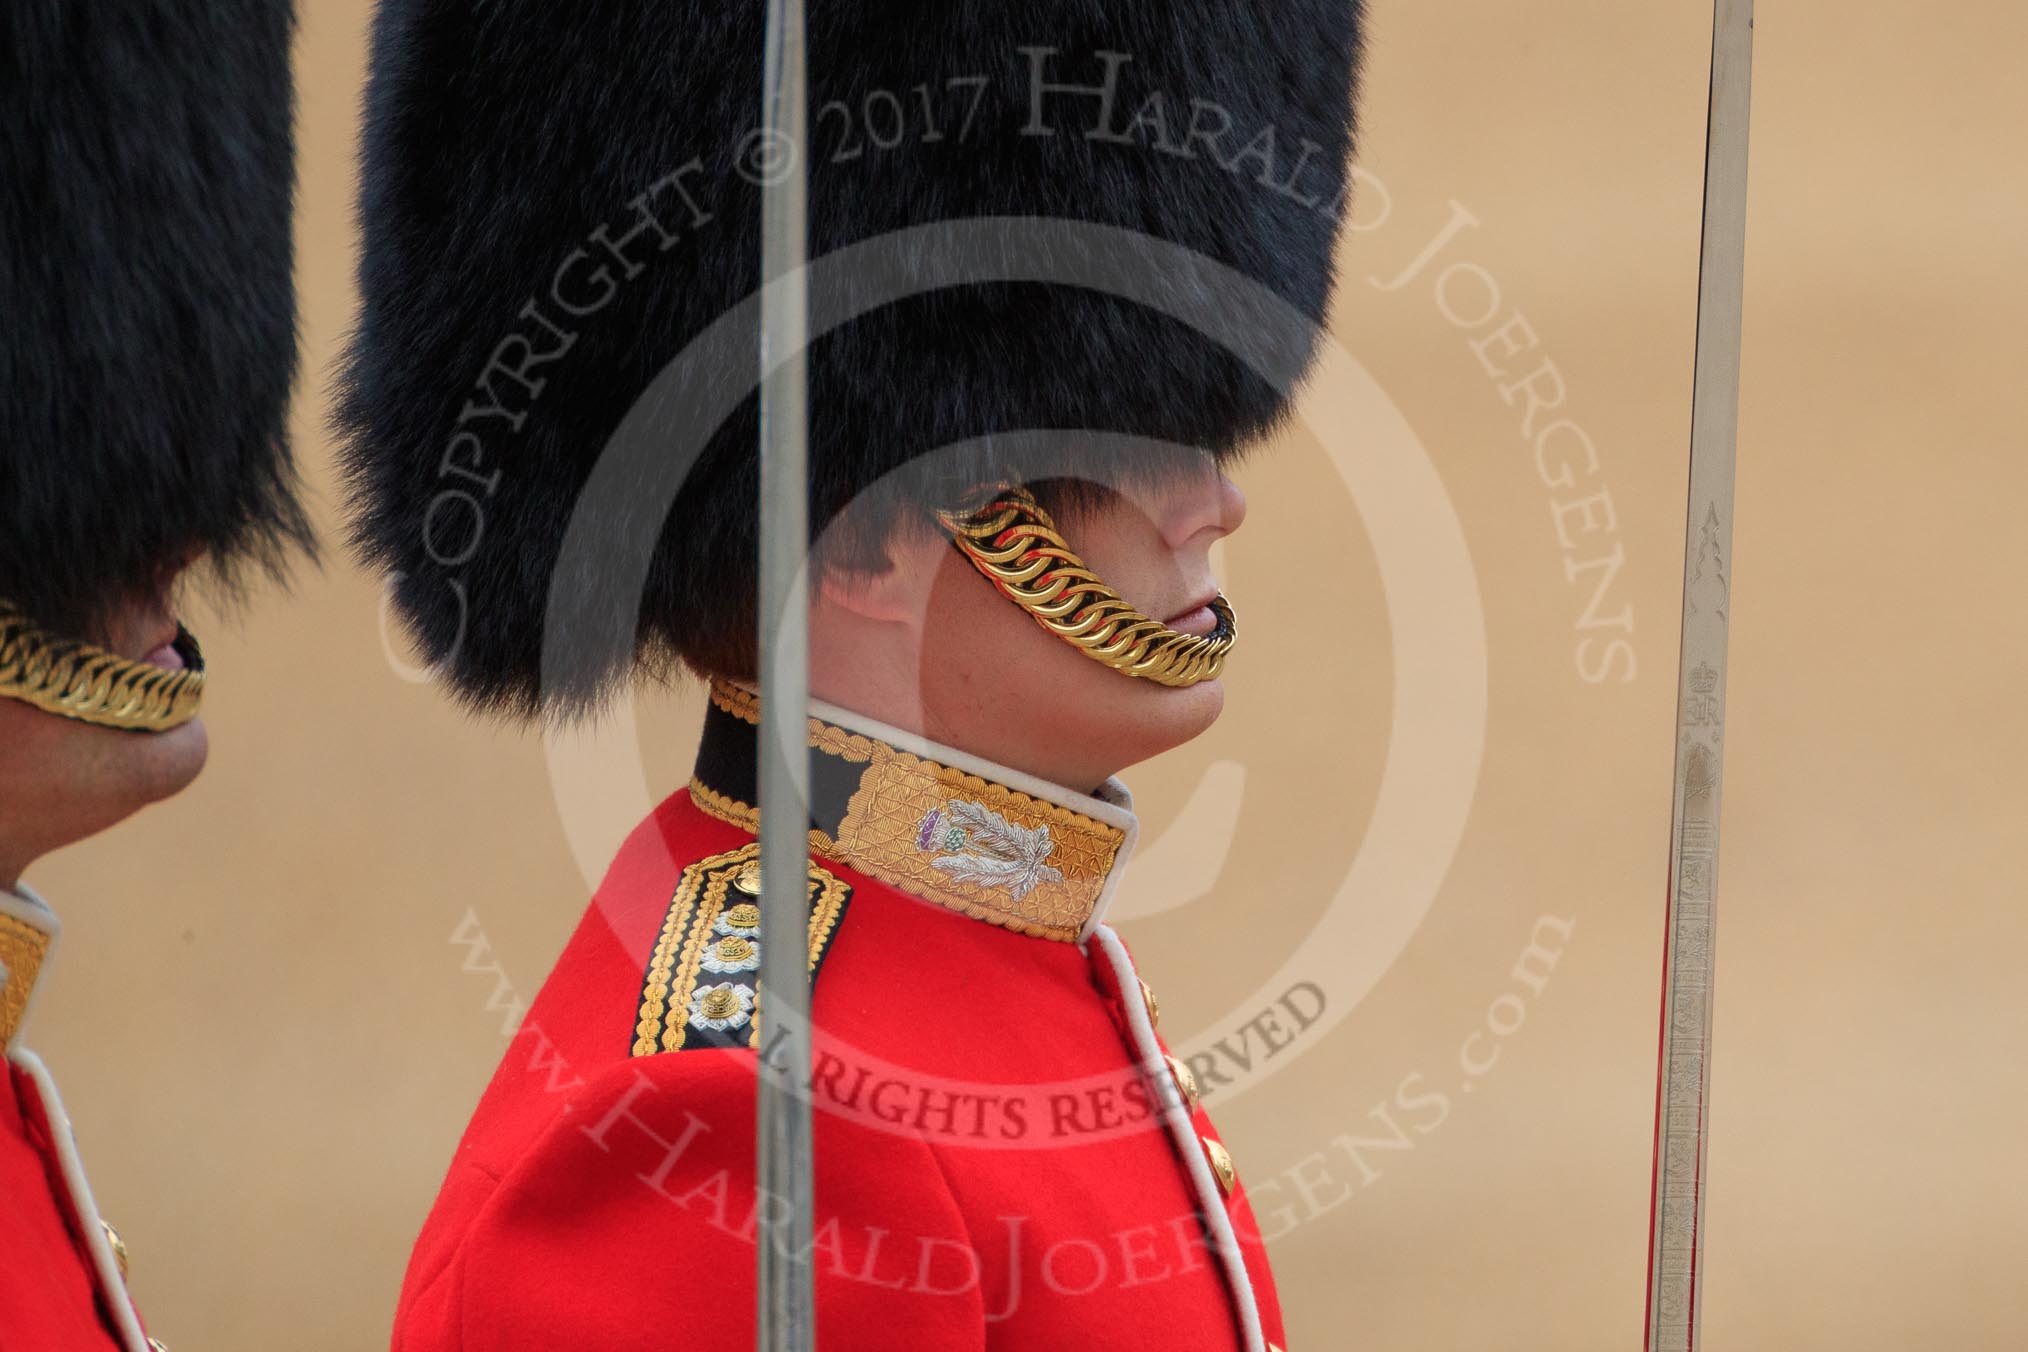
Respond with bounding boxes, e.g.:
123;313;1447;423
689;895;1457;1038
0;600;203;732
690;779;760;831
632;843;852;1056
707;678;762;725
689;779;838;856
935;484;1236;688
704;682;949;767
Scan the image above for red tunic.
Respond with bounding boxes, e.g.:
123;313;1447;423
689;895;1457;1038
394;685;1287;1350
1;891;153;1352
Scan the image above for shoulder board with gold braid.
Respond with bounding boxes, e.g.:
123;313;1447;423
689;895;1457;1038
631;844;851;1056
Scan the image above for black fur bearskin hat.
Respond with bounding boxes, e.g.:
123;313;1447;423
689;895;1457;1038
0;1;311;643
340;1;1366;715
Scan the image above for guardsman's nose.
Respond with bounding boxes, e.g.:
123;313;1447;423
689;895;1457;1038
1161;472;1248;551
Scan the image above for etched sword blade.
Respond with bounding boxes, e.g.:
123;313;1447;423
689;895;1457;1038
1645;3;1753;1350
755;0;815;1348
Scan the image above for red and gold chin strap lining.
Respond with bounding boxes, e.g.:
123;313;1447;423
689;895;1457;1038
0;600;203;732
935;484;1237;689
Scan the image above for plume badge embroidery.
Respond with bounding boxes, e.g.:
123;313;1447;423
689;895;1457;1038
916;800;1064;901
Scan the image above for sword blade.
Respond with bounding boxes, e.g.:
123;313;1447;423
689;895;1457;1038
1645;3;1753;1349
755;0;814;1348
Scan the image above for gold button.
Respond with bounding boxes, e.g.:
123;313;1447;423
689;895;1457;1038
1204;1136;1236;1195
1139;978;1160;1027
1165;1053;1200;1112
101;1219;128;1280
733;864;761;896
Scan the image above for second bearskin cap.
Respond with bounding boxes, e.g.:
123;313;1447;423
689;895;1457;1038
0;1;310;648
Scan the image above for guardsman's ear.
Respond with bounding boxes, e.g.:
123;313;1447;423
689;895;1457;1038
812;501;954;630
814;527;945;629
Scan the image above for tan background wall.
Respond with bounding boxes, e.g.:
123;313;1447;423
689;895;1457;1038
23;2;2026;1348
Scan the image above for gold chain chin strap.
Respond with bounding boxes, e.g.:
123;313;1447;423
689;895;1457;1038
936;484;1237;689
0;600;204;732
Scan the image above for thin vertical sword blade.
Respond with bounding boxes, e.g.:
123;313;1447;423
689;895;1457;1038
1644;3;1752;1350
755;0;814;1349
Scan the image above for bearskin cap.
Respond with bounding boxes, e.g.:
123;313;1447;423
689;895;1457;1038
340;0;1366;715
0;1;311;642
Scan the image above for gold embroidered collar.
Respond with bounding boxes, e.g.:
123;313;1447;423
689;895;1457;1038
0;885;59;1051
690;680;1138;943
